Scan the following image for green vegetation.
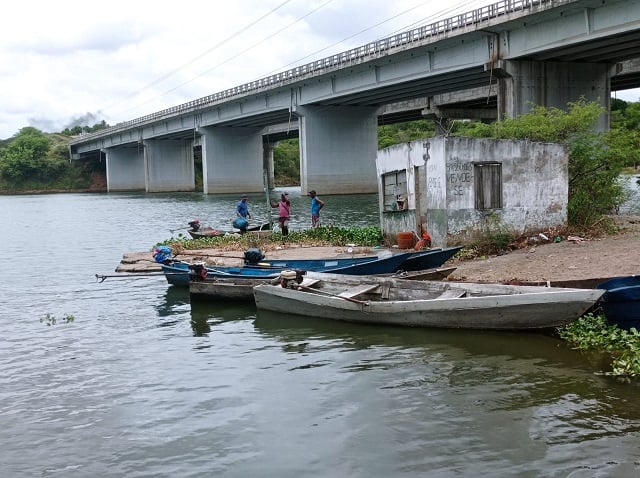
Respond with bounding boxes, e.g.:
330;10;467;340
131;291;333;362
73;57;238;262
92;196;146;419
273;139;300;186
557;314;640;380
40;313;75;326
0;127;104;191
378;120;435;149
157;225;384;252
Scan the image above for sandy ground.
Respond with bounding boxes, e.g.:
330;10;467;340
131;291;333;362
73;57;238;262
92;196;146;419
449;215;640;283
117;215;640;283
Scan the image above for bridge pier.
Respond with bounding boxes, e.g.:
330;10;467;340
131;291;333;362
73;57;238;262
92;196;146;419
296;105;378;195
105;146;145;192
144;139;195;192
496;60;610;130
199;126;264;194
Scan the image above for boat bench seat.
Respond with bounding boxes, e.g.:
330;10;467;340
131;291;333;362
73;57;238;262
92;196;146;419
339;284;379;299
299;278;320;288
435;288;467;299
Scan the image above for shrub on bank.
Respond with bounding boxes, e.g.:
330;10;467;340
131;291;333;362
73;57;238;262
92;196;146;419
557;313;640;380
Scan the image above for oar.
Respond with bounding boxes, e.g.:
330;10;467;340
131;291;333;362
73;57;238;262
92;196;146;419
295;284;367;305
169;226;190;233
95;272;184;283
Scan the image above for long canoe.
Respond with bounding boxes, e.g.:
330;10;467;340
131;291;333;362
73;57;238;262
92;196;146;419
253;275;604;330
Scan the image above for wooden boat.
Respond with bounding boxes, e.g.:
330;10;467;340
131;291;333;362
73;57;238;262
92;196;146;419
189;267;457;302
162;261;281;286
596;275;640;330
187;227;226;239
253;274;605;330
187;222;271;239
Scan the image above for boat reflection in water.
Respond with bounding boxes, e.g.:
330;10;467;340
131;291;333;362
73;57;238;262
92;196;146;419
189;301;256;337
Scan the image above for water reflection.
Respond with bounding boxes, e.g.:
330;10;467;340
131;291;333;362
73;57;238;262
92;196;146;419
189;300;256;337
252;309;640;422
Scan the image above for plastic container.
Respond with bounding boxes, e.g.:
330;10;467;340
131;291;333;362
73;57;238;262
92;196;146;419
397;231;415;249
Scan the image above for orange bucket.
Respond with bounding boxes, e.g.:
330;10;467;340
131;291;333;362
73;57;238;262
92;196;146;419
397;231;415;249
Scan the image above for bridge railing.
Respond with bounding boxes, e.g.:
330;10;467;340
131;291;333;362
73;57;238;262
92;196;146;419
72;0;576;142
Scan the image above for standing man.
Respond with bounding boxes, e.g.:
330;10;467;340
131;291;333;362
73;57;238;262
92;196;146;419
234;194;251;233
236;194;251;220
308;190;324;228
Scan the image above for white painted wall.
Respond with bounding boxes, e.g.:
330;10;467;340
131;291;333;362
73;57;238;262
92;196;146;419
377;137;569;247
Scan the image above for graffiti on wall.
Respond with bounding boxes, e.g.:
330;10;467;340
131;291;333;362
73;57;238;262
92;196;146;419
447;159;473;196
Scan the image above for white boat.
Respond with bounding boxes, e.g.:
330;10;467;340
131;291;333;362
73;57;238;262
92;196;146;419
252;274;605;330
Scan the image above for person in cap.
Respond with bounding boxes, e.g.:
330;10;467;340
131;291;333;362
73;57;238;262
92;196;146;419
307;190;324;228
270;192;291;236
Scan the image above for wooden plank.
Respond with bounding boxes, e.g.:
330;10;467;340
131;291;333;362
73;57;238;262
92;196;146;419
338;283;379;299
434;288;467;299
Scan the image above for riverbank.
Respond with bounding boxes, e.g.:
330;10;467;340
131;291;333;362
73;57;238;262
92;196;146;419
117;215;640;283
449;215;640;284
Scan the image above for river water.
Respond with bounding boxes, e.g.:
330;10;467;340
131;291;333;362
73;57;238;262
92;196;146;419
1;186;640;478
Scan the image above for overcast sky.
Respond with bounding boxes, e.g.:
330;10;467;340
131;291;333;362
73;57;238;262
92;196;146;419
1;0;639;140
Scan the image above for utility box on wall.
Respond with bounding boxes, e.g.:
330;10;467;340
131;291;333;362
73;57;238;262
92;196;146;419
376;137;569;248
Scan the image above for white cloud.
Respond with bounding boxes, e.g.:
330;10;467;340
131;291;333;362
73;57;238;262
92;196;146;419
1;0;637;139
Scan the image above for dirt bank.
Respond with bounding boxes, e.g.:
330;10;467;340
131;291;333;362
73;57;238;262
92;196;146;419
448;215;640;283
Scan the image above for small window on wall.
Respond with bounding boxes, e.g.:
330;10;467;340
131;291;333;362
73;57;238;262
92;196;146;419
382;170;408;211
474;162;502;210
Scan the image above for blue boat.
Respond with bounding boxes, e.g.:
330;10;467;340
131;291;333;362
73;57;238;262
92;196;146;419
596;275;640;330
162;248;461;286
162;261;281;286
397;246;462;271
243;247;462;272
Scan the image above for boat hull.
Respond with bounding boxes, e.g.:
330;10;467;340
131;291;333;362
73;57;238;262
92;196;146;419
596;275;640;330
163;248;459;286
189;267;456;302
253;278;604;330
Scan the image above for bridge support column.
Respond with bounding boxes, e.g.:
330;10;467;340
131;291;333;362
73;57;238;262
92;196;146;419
143;139;195;192
199;126;264;194
105;146;145;192
496;60;610;130
296;105;378;195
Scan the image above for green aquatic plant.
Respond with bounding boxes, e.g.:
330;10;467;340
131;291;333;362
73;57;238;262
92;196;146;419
157;226;384;251
557;313;640;379
40;313;75;326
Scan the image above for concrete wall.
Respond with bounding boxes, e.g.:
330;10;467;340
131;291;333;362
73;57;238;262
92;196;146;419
200;126;264;194
498;60;610;130
144;139;195;192
297;105;379;195
105;147;145;192
377;137;568;248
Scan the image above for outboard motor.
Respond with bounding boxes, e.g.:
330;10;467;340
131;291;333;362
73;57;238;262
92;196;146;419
188;219;201;231
277;270;305;289
244;248;265;265
188;262;208;281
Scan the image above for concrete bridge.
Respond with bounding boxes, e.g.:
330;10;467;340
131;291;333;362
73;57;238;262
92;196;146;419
69;0;640;195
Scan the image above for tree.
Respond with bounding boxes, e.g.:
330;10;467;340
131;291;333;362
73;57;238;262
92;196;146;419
0;128;53;181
